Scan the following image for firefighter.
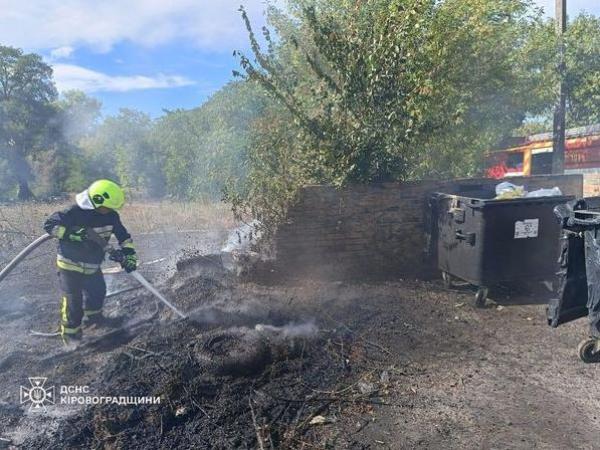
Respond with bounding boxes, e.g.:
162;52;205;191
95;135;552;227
43;180;138;344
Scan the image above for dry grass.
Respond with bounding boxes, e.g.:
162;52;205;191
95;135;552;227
0;199;235;259
120;201;235;234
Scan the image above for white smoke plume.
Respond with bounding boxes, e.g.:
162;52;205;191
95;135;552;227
254;321;319;339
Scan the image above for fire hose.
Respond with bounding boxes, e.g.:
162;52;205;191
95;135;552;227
0;234;54;284
0;231;186;319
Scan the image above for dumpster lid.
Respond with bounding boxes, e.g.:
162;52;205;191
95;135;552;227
575;210;600;217
432;192;574;208
572;209;600;227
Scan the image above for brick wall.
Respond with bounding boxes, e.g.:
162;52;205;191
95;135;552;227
583;173;600;197
271;175;583;281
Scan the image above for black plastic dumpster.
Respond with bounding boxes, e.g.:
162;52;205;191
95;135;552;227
433;189;573;306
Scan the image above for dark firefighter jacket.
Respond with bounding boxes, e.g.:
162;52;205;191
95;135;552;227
44;205;133;274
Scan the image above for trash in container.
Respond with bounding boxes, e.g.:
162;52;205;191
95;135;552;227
495;181;526;199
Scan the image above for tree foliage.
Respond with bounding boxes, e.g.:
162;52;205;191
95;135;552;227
564;14;600;126
1;4;599;230
153;81;269;200
0;45;57;199
515;13;600;130
232;0;557;226
44;90;103;194
77;108;165;196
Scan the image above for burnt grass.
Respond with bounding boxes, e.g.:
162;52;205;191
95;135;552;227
9;254;600;449
34;324;356;449
21;258;382;449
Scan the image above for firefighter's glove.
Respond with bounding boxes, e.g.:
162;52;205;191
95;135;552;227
109;249;124;263
65;227;87;242
120;248;138;273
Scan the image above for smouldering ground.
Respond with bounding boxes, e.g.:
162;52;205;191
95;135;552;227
1;201;599;449
2;262;600;448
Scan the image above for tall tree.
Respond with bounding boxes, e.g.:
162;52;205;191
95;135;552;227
512;13;600;133
234;0;548;226
0;46;57;200
57;90;102;143
564;14;600;126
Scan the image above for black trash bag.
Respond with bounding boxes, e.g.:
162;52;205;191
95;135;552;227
584;229;600;338
548;199;589;327
547;230;589;327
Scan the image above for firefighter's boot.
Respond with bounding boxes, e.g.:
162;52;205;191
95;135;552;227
60;326;83;346
84;314;124;330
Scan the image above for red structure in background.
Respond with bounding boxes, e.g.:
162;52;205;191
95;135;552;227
486;124;600;179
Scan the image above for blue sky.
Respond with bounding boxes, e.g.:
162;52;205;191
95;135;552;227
1;0;598;118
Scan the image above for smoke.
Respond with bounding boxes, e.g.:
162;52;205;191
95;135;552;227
186;300;276;329
186;301;319;339
58;91;102;144
172;246;319;339
254;321;319;339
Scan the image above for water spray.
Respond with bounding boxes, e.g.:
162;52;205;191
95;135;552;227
129;271;186;319
86;228;187;319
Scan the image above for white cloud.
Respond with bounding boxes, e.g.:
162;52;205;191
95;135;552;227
0;0;272;53
53;63;194;93
50;46;74;59
4;1;594;56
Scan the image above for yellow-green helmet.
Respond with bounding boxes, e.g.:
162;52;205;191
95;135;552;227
88;179;125;210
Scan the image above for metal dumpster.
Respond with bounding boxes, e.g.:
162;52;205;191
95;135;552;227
433;189;573;306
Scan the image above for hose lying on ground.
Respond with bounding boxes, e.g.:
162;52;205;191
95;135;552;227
0;234;53;284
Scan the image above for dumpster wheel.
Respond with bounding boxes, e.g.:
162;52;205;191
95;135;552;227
577;338;600;364
474;287;489;308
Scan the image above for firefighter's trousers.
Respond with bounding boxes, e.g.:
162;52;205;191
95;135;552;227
58;269;106;336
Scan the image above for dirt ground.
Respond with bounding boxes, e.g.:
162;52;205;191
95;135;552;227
1;230;599;449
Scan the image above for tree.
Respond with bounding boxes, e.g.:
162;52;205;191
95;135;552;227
564;14;600;126
79;108;165;196
152;109;200;198
57;90;102;143
234;0;548;227
0;46;57;200
153;81;269;200
42;90;104;194
512;13;600;132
